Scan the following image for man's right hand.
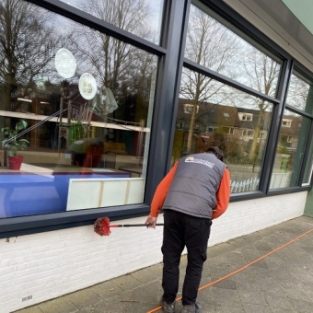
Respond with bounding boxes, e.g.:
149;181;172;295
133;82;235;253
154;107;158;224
145;215;157;228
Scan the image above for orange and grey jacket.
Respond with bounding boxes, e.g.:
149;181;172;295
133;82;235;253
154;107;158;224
150;153;231;220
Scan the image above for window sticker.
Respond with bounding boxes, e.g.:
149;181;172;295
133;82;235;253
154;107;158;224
78;73;98;100
55;48;77;78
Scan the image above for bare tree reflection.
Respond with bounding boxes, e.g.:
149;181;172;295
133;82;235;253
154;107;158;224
0;0;58;112
243;52;280;167
82;0;152;37
72;0;156;126
181;6;241;153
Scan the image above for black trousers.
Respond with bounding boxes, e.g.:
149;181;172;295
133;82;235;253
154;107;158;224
161;209;212;305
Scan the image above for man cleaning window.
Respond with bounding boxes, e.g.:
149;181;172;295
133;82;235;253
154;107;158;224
146;147;231;313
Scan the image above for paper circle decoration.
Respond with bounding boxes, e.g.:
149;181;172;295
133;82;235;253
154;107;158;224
78;73;98;100
55;48;77;79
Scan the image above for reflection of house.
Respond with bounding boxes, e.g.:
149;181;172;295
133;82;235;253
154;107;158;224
175;99;301;155
278;115;302;151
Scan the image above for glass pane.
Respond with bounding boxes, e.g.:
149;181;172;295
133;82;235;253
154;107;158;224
59;0;164;45
185;2;281;97
303;139;313;185
270;112;310;189
0;1;157;218
172;68;274;193
286;72;313;115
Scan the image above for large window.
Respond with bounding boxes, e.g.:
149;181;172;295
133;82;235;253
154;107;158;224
171;1;281;194
173;69;274;193
1;0;313;237
270;71;313;189
270;112;309;189
0;1;157;218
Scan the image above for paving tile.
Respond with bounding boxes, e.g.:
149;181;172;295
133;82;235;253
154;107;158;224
14;306;43;313
238;289;268;306
253;240;273;252
92;300;130;313
91;282;124;300
241;303;272;313
262;286;286;298
263;255;284;268
253;273;283;292
227;236;249;251
208;261;234;279
299;245;313;254
122;280;163;303
208;301;245;313
113;273;142;291
223;251;248;269
282;288;313;302
209;242;235;256
269;266;297;281
66;289;103;309
249;260;269;269
289;298;313;313
270;309;297;313
210;287;241;303
299;283;313;301
38;298;78;313
77;306;96;313
238;244;261;259
213;279;237;290
129;264;162;283
233;271;261;291
201;263;213;278
264;294;294;310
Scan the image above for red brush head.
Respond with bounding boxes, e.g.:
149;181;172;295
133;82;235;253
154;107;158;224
94;217;111;236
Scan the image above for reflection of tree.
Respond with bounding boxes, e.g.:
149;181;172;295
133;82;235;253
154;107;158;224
83;0;152;39
118;50;156;124
243;52;280;166
286;73;311;111
75;0;151;88
0;0;58;111
73;0;155;124
181;7;241;153
180;5;285;162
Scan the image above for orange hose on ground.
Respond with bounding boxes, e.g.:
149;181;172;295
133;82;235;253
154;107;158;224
146;227;313;313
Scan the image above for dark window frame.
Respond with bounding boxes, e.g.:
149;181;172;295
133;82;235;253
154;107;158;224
0;0;312;239
269;63;313;190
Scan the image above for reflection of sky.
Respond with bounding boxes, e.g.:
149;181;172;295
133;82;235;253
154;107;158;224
60;0;164;41
148;0;164;36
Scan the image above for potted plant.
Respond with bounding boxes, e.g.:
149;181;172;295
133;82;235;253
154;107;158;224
1;119;29;170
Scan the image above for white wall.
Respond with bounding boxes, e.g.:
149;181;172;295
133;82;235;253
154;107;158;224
0;191;307;313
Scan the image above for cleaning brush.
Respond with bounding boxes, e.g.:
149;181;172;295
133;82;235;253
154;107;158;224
94;217;164;236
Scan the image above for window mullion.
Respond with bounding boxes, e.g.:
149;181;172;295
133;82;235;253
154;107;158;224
260;59;294;194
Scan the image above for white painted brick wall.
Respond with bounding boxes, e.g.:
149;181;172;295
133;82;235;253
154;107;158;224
0;191;307;313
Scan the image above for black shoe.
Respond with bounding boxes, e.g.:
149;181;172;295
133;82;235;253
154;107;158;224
160;297;176;313
181;302;201;313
